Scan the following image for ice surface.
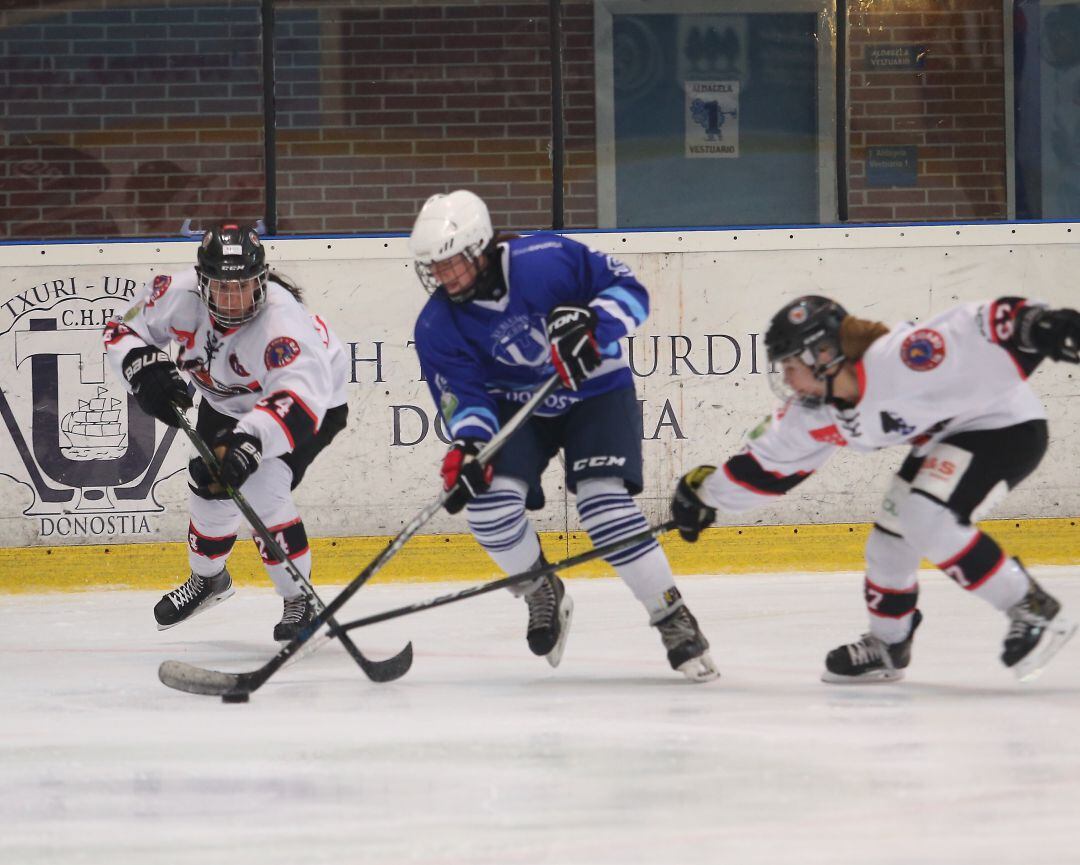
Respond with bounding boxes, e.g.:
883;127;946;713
3;569;1079;865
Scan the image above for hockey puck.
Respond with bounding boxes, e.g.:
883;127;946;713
221;691;250;704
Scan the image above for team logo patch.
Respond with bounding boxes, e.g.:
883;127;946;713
787;304;809;325
900;328;946;371
145;274;171;308
264;336;301;369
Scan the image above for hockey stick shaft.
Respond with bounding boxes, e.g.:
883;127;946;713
159;375;561;697
335;520;678;634
171;405;412;683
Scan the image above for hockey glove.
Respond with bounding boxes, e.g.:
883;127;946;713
121;345;193;426
672;465;719;543
213;429;263;490
1025;307;1080;363
546;305;602;391
441;438;494;514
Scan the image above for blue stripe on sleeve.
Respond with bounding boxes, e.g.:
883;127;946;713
598;285;647;326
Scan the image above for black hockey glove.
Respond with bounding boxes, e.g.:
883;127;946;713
441;438;494;515
213;429;263;490
1024;307;1080;363
672;466;719;543
546;305;602;391
121;345;192;426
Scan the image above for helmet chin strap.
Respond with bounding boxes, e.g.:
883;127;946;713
822;364;853;409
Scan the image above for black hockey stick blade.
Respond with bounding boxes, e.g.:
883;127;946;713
159;660;259;696
335;521;678;635
356;640;413;683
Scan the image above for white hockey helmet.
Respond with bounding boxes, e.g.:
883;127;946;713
408;189;495;301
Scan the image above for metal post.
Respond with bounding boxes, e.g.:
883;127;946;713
549;0;565;230
261;0;278;235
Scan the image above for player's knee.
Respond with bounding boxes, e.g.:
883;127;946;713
574;475;627;509
865;527;919;579
897;491;968;562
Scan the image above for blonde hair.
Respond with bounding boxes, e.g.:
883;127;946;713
840;315;889;361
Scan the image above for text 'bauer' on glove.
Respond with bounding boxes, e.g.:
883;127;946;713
213;429;263;490
121;345;193;427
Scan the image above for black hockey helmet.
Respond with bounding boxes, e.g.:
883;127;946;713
765;295;848;372
765;295;849;406
195;222;268;327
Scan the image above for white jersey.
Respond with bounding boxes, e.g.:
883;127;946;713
701;299;1048;513
105;268;349;459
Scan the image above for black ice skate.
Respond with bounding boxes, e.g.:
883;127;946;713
522;570;574;668
274;594;318;643
154;569;234;630
652;590;719;683
822;610;923;684
1002;576;1077;682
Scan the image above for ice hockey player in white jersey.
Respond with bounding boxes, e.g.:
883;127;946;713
671;294;1080;683
103;222;349;641
409;190;717;682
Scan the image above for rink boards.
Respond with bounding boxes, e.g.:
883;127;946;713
0;221;1078;590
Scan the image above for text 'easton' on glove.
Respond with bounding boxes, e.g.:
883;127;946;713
546;305;602;391
440;438;494;514
672;466;719;543
121;345;193;426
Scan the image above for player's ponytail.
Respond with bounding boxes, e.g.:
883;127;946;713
840;316;889;360
268;270;304;303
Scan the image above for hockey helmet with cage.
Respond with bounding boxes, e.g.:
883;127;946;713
408;190;501;303
765;295;849;405
196;222;268;327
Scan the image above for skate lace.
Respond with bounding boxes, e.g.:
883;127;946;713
847;635;886;666
280;596;309;626
166;573;206;608
656;608;696;651
525;579;556;631
1005;593;1052;641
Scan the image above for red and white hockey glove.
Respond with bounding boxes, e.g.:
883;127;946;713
546;305;602;391
441;438;494;514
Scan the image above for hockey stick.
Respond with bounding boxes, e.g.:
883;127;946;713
168;405;412;684
159;375;562;698
332;520;678;635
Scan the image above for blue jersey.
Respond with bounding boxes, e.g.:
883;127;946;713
414;233;649;442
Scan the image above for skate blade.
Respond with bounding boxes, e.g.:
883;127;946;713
1013;617;1078;683
545;595;574;669
821;667;905;685
677;651;720;683
155;587;236;631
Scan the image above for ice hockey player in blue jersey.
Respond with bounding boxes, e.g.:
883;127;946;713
409;190;718;682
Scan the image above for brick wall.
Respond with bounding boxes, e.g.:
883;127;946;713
274;0;569;233
275;0;598;232
847;1;1007;222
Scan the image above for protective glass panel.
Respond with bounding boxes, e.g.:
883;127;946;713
0;0;266;240
273;0;553;235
